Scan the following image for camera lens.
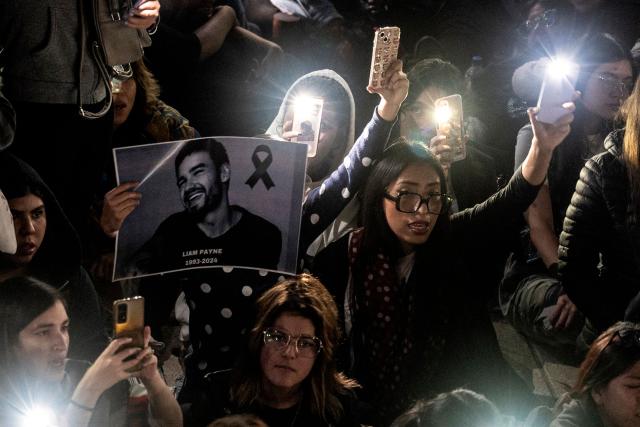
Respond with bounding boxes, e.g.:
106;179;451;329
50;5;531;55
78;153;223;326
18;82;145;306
379;32;385;38
383;37;389;42
117;304;127;323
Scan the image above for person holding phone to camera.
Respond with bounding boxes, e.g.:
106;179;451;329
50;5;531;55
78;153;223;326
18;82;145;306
313;93;576;422
398;58;507;306
400;58;499;213
0;277;181;427
266;59;408;257
502;33;634;349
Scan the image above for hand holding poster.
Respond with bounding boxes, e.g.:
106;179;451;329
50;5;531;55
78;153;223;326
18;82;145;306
112;137;307;281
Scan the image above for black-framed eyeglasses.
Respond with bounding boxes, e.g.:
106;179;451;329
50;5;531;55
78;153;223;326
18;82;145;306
596;74;634;96
524;8;557;32
262;327;323;358
384;191;451;214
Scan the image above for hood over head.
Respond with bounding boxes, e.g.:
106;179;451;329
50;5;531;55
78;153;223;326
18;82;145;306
0;153;81;284
267;69;356;188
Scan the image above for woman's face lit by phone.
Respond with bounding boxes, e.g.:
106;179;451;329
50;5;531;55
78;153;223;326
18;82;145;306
17;301;69;382
400;86;448;140
283;107;346;181
582;60;633;120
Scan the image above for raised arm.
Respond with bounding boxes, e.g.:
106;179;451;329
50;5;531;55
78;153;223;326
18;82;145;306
451;103;575;235
299;60;408;254
63;338;151;426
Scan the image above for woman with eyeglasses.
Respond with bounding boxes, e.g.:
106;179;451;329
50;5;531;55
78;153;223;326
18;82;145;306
188;274;362;427
557;75;640;342
525;322;640;427
311;100;576;422
503;32;635;349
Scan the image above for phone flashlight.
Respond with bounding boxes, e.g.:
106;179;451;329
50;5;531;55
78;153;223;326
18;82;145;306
546;57;575;80
293;95;321;120
22;405;57;427
434;102;452;125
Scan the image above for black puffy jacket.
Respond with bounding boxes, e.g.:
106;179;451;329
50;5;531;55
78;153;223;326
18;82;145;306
558;129;640;332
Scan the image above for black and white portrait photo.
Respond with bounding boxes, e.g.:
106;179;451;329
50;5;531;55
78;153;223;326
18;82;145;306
112;137;307;281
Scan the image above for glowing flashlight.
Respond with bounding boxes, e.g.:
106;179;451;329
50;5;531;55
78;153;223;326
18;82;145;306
293;95;321;120
22;406;57;427
546;57;575;79
434;102;452;125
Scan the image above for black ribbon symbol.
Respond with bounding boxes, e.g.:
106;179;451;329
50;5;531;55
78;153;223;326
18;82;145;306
245;145;275;190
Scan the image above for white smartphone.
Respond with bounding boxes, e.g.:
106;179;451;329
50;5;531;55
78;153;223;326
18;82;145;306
536;61;579;124
292;96;324;157
368;26;401;90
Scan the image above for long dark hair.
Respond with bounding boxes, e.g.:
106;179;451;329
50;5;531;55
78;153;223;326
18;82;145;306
0;277;65;384
570;322;640;403
359;138;449;266
573;33;634;95
231;274;358;423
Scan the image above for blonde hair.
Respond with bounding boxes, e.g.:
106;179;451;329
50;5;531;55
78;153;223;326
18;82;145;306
230;274;359;423
620;76;640;205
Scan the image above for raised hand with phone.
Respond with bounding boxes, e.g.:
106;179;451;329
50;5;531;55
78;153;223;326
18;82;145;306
429;94;466;176
65;297;181;426
368;59;410;122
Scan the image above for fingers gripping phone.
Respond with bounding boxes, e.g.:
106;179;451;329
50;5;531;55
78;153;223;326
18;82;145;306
536;60;579;124
434;94;466;162
113;296;145;370
368;26;401;89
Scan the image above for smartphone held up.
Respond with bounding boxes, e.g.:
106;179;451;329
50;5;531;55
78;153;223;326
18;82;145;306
434;94;466;162
369;26;401;89
113;296;145;371
292;96;324;158
536;58;579;124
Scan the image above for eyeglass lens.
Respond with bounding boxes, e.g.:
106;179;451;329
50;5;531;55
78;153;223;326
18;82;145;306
599;75;634;94
263;328;321;358
398;193;444;214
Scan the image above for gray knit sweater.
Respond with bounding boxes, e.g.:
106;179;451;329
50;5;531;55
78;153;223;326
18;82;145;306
0;0;106;104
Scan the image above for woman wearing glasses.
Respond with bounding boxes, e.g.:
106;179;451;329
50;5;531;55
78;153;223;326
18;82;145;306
503;32;634;349
312;101;576;423
526;322;640;427
189;274;362;426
